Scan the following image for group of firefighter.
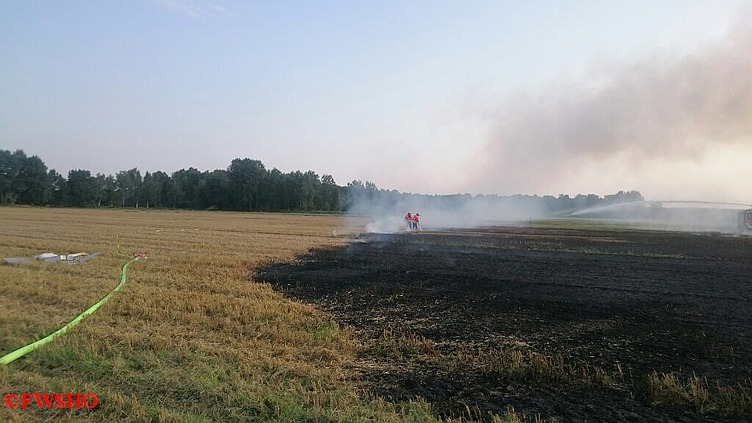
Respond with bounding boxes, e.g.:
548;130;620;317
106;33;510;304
404;212;421;231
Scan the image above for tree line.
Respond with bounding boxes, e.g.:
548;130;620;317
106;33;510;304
0;149;643;214
0;150;343;211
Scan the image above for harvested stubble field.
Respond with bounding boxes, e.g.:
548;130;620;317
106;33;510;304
1;207;440;422
260;225;752;422
3;208;752;423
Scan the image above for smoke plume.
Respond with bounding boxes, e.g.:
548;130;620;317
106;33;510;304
474;21;752;198
345;18;752;235
345;193;549;234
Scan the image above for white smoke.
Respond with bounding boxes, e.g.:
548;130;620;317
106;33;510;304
569;201;750;234
345;190;549;234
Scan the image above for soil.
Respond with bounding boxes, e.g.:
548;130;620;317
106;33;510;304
257;226;752;422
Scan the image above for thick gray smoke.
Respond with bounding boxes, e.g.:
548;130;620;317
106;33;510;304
345;18;752;235
475;21;752;195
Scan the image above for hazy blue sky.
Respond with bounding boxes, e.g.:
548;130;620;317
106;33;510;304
2;1;750;202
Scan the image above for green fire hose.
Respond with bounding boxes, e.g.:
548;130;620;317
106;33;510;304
0;253;144;366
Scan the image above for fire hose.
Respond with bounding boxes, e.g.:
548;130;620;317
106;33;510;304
0;250;146;366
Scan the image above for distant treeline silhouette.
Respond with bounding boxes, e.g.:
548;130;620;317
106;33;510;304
0;149;642;213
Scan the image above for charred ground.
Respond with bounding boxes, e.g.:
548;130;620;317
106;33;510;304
257;226;752;422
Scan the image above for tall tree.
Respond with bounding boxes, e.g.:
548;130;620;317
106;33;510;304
171;168;202;209
285;171;304;211
319;174;340;211
198;170;230;210
299;171;320;211
67;170;97;207
17;155;49;205
265;168;285;210
97;174;118;207
48;170;68;206
228;158;267;211
141;172;157;208
151;171;172;208
115;168;142;207
0;149;26;204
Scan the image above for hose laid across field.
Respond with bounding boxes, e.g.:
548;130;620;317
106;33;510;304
0;252;144;366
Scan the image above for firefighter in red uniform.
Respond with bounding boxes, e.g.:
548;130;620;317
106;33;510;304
404;212;412;230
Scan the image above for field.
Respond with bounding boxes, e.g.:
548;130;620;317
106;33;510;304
261;226;752;422
2;208;752;422
1;207;436;422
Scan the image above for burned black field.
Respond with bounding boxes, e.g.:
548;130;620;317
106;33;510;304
259;226;752;422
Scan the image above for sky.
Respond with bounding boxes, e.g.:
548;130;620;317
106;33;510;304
1;0;751;203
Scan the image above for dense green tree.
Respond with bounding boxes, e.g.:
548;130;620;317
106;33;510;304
198;170;230;210
67;170;98;207
228;158;266;211
97;174;118;207
48;170;67;206
264;168;286;210
151;171;172;208
171;168;202;209
140;171;173;208
285;171;304;211
299;171;319;211
0;150;26;204
115;168;142;207
141;172;157;208
319;174;340;211
16;155;50;205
